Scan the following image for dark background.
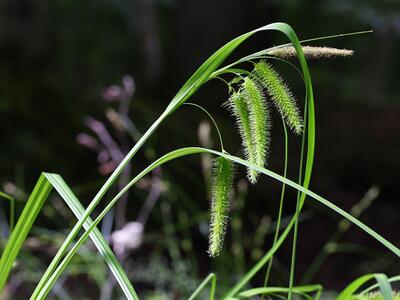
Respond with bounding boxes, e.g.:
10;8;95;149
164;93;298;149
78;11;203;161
0;0;399;296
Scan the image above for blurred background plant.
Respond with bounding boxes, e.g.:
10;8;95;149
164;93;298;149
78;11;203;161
0;0;399;298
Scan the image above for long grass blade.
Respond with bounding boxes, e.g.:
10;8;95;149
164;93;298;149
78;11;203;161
263;119;288;287
337;273;393;300
30;110;169;298
0;173;137;299
188;273;216;300
0;191;15;233
32;147;400;299
0;174;52;291
361;276;400;295
116;146;400;261
43;173;138;300
236;284;322;298
375;274;394;300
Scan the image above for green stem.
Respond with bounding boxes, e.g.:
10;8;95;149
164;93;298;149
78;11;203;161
188;273;216;300
10;198;15;233
288;90;309;300
0;192;15;233
288;186;301;300
34;146;400;299
184;102;225;152
300;30;373;44
360;275;400;295
209;30;372;80
31;110;170;298
263;118;288;288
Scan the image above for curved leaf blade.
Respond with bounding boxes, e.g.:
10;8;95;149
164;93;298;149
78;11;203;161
0;173;138;300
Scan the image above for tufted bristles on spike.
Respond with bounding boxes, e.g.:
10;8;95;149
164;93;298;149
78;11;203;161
242;77;271;173
208;157;234;257
268;45;354;59
226;91;258;183
223;77;270;184
254;61;303;134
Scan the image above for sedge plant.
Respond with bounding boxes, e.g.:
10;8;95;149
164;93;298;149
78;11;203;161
0;22;398;299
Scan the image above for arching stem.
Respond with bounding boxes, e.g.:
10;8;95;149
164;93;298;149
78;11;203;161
184;102;225;152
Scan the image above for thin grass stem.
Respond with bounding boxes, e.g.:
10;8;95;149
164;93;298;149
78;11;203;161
263;118;288;289
188;273;216;300
210;30;372;80
288;185;301;300
287;90;309;300
184;102;225;152
0;192;15;233
31;110;170;298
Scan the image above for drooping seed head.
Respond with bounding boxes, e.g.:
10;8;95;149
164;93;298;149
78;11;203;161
242;77;271;170
226;91;258;183
254;61;303;134
208;157;234;257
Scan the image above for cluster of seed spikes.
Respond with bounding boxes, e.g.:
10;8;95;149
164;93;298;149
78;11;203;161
227;60;303;184
207;47;353;257
207;60;303;257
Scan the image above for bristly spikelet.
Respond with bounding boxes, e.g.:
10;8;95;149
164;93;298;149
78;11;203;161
226;91;258;183
268;45;354;59
254;61;303;134
208;157;234;257
242;77;271;173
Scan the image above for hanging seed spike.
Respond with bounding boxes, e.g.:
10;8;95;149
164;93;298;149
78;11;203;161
242;77;271;171
226;91;259;184
254;61;303;135
208;157;234;257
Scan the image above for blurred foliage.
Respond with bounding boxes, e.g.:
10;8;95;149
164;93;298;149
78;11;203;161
1;0;400;183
